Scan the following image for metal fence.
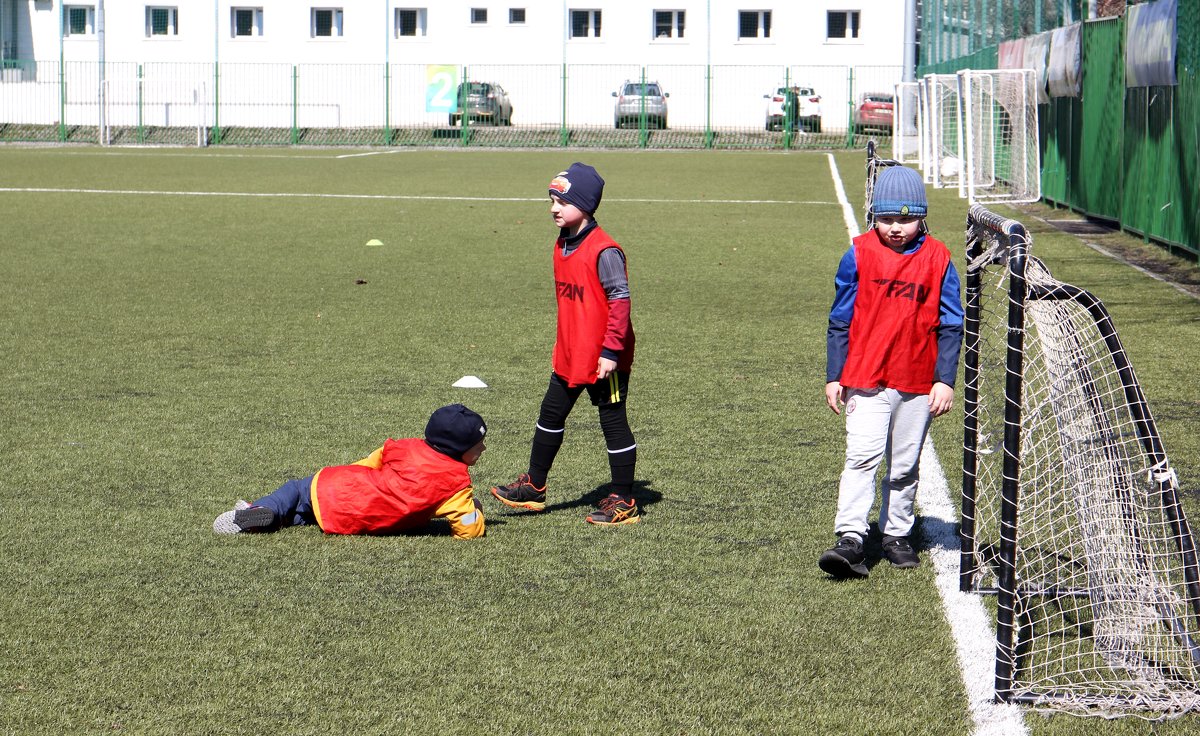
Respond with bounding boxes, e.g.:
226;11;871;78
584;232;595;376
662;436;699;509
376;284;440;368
919;1;1200;259
0;60;902;150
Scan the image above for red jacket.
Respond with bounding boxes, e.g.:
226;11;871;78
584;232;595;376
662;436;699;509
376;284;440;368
839;229;952;394
310;439;482;538
552;226;635;386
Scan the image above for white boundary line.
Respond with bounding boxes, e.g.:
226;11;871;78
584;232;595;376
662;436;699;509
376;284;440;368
826;153;1028;736
0;186;831;207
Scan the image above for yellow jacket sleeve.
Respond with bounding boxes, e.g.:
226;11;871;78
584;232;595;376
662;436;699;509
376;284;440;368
433;487;485;540
350;446;385;469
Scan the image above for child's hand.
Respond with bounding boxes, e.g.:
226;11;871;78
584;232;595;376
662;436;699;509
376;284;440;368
929;382;955;417
825;381;845;415
596;356;618;379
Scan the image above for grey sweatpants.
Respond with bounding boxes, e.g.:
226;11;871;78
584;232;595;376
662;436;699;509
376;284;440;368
834;387;933;540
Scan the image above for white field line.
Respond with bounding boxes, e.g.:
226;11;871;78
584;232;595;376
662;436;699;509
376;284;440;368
826;153;1028;736
0;186;831;207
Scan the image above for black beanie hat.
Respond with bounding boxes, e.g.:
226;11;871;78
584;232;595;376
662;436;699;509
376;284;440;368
425;404;487;460
549;162;605;216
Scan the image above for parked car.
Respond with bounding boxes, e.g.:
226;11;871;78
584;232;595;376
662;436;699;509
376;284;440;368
764;85;822;132
449;81;513;126
613;81;668;129
853;92;894;133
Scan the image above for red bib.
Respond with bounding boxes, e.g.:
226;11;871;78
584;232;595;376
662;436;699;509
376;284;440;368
551;226;634;386
840;229;951;394
313;439;471;535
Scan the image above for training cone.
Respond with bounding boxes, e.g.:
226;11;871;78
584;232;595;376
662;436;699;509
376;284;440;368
452;375;488;388
365;239;383;247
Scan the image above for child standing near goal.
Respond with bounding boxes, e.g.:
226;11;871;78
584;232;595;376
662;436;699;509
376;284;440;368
820;165;963;578
490;162;640;526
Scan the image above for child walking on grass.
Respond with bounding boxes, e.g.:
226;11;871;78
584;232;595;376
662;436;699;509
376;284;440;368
820;165;963;578
490;162;640;526
213;404;488;540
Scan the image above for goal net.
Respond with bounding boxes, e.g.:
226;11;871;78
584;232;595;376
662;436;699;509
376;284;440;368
961;204;1200;719
864;138;900;228
922;73;962;191
957;69;1040;204
892;81;921;165
100;78;208;146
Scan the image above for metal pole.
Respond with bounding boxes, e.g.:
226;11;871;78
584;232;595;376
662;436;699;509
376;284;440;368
903;0;917;82
97;0;105;144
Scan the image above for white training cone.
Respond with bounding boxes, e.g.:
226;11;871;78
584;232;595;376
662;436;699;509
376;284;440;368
452;375;488;388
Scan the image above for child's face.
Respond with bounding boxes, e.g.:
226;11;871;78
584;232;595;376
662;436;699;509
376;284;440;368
461;440;486;467
550;194;588;232
873;215;922;250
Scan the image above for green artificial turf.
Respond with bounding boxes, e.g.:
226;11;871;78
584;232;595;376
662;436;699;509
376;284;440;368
1;147;1197;735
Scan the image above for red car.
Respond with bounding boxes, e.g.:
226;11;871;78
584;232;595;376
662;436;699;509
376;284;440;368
853;92;894;133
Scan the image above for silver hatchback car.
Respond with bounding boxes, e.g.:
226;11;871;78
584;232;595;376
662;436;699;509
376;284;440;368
613;81;668;129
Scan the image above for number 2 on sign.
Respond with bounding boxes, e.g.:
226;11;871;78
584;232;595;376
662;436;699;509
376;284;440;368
426;66;459;113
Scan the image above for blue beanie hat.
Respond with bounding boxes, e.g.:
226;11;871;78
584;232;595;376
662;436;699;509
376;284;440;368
549;162;605;216
872;166;928;218
425;404;487;460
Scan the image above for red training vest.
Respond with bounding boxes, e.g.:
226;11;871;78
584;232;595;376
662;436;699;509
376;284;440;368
313;438;472;535
552;226;635;387
840;229;951;394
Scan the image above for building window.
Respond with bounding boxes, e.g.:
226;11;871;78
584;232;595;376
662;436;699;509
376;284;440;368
63;5;96;37
471;8;487;24
312;8;343;37
827;10;860;40
738;10;771;39
231;7;263;37
509;8;525;24
395;7;427;37
654;10;684;39
146;7;179;37
570;9;601;38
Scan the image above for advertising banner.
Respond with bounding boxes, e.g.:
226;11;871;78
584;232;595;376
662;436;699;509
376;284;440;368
1126;0;1177;87
1047;23;1082;97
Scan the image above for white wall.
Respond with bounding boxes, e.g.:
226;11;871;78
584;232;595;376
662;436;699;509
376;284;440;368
4;1;907;131
16;1;906;68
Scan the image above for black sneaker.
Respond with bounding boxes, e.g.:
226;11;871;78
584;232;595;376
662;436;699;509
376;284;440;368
585;494;640;526
882;536;920;568
819;534;869;579
212;500;277;534
490;473;547;511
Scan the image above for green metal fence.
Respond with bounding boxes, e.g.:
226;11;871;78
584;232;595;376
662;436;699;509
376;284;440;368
920;1;1200;259
0;60;902;151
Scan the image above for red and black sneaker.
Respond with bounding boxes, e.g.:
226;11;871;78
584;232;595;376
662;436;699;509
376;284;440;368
490;473;547;511
585;494;640;526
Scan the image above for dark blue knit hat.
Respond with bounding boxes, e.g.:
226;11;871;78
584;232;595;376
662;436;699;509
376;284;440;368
549;162;605;216
425;404;487;460
872;165;928;217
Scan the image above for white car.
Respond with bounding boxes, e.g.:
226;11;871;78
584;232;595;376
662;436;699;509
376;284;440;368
764;85;822;132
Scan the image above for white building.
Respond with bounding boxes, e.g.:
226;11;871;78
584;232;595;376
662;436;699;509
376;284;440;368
0;2;910;134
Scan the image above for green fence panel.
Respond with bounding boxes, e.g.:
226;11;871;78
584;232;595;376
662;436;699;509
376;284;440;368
1078;17;1122;221
1121;86;1151;240
1039;98;1070;205
1145;85;1184;247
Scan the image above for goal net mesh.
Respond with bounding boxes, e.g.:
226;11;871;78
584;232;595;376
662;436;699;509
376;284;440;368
958;69;1040;204
962;204;1200;719
924;73;962;190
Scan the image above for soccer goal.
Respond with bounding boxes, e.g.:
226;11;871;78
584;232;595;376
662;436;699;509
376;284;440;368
892;81;921;166
957;69;1040;204
100;78;209;146
922;73;963;191
961;204;1200;719
864;138;900;228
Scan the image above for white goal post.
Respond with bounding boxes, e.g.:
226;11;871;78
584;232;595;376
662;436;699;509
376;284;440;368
100;78;209;147
961;204;1200;719
892;81;921;166
957;69;1040;204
